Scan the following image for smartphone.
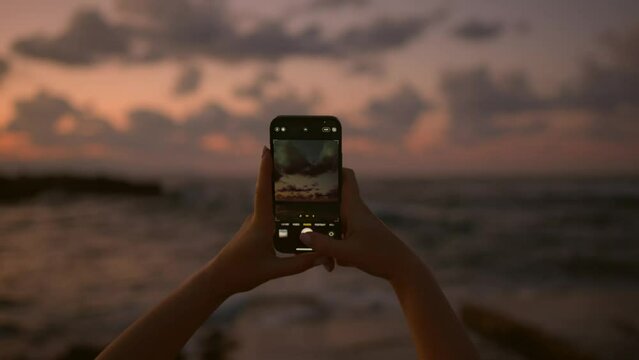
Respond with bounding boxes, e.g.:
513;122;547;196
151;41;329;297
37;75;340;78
270;115;342;254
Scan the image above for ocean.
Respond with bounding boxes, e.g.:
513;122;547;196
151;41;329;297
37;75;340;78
1;177;638;359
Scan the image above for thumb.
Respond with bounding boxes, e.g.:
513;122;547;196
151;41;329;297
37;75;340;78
300;232;350;259
270;254;332;278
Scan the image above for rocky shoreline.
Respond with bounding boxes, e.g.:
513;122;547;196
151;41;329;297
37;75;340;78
0;174;162;204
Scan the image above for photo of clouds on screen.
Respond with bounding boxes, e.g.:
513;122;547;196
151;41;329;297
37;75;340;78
273;140;339;202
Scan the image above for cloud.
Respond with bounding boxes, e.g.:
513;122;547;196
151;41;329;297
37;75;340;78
335;16;431;53
6;91;119;146
347;59;386;77
235;68;279;99
182;102;232;135
557;26;639;113
361;84;430;140
308;0;371;10
441;24;639;143
13;0;433;65
441;67;548;142
555;25;639;139
452;19;503;42
0;58;8;82
13;10;131;65
273;140;338;177
251;90;320;121
173;65;202;96
1;82;321;172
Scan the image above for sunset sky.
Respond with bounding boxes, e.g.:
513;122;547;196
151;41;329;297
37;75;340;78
0;0;638;176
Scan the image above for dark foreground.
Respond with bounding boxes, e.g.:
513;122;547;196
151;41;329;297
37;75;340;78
0;175;638;359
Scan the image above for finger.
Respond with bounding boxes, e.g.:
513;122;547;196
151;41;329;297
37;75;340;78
299;232;351;259
254;146;273;222
269;253;329;278
342;168;361;202
322;257;335;272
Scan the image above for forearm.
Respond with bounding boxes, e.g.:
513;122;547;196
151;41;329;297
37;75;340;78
391;256;478;360
97;261;229;360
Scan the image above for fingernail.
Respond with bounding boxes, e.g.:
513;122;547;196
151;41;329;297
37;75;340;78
313;256;329;266
261;146;268;158
299;232;312;245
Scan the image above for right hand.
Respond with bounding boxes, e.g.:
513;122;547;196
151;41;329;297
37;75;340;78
300;168;421;281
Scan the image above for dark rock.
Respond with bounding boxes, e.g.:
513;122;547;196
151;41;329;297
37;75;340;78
200;327;236;360
0;297;26;310
0;174;162;204
461;303;597;360
0;322;21;339
55;345;102;360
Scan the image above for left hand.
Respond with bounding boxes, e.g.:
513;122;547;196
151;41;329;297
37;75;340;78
207;146;334;296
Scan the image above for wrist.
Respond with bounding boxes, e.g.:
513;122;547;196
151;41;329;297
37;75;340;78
387;250;428;288
201;259;235;302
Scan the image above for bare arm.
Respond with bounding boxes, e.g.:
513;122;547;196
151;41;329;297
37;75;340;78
97;261;227;359
391;256;478;359
98;147;331;359
300;169;479;359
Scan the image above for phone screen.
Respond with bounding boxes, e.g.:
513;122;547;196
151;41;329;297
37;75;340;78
270;116;342;253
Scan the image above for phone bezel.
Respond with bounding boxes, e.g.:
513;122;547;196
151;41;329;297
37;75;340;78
269;115;342;254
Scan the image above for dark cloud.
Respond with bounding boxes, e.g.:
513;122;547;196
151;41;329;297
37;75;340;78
235;69;279;99
361;84;429;140
347;59;385;77
558;25;639;113
7;91;119;146
308;0;371;10
2;84;320;172
441;67;548;142
252;90;320;120
0;58;8;82
442;25;639;142
555;25;639;139
127;109;177;142
274;140;338;177
335;16;430;53
513;20;531;35
173;65;202;96
183;102;232;135
453;19;503;42
275;141;312;176
604;25;639;70
13;10;131;65
13;0;432;65
8;92;75;143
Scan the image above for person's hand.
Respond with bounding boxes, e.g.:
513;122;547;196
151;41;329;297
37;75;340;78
299;168;420;281
207;147;334;297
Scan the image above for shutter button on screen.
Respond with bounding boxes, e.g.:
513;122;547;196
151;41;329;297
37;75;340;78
301;227;313;234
